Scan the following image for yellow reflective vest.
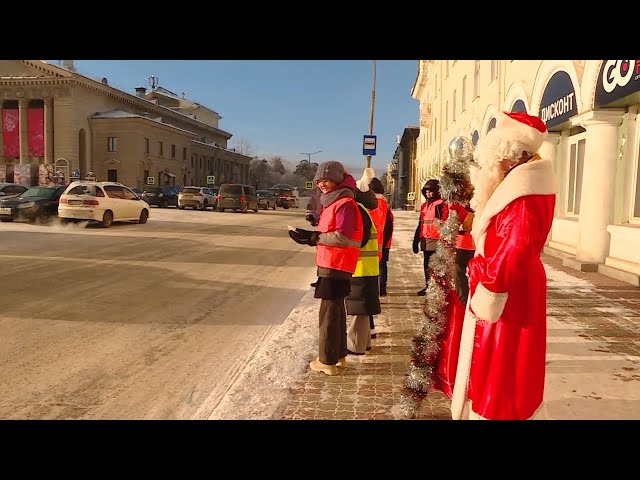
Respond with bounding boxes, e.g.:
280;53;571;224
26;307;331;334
353;203;380;278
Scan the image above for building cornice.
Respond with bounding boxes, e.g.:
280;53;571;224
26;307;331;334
14;61;232;139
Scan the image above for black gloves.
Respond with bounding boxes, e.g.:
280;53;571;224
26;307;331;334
305;213;318;227
288;228;320;246
412;238;420;254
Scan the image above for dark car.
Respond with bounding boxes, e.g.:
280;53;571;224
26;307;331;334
142;185;180;208
0;182;29;200
0;185;67;223
270;186;299;209
131;188;144;199
257;190;277;210
217;183;259;213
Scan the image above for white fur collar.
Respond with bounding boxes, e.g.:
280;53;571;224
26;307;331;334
472;159;556;256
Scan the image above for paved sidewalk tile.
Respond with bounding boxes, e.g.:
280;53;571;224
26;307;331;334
280;210;640;420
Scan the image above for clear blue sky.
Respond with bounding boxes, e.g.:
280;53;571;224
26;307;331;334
60;60;419;176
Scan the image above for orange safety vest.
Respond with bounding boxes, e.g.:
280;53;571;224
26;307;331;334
456;231;475;250
420;199;443;240
369;197;388;261
384;209;393;249
316;196;363;274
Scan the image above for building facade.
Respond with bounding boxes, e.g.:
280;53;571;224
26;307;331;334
0;60;252;189
411;60;640;285
391;126;419;209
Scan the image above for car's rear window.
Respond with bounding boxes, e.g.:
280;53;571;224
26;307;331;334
220;184;242;195
182;187;201;194
66;185;94;196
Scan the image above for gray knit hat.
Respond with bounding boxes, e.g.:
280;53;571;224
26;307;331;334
313;161;345;184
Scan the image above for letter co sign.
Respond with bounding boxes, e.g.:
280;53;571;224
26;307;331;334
595;60;640;108
538;70;577;129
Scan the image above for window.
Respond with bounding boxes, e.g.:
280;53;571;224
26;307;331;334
107;169;118;182
171;144;176;158
491;60;497;82
474;61;480;98
104;185;125;199
452;90;457;122
159;142;163;156
462;76;467;112
107;137;117;152
566;137;586;216
183;147;187;160
144;138;149;154
191;156;194;168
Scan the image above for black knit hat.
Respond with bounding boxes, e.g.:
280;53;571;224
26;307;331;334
369;177;384;194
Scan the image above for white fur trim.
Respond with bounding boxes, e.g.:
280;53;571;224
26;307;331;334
357;168;376;192
469;282;508;323
497;112;547;153
472;159;556;257
451;300;477;420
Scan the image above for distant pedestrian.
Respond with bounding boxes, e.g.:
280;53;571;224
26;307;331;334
413;179;448;296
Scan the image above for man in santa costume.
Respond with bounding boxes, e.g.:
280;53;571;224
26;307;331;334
450;111;556;420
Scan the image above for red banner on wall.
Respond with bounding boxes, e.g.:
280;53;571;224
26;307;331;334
28;107;44;157
2;109;19;158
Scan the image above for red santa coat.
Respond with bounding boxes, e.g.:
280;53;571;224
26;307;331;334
450;158;556;420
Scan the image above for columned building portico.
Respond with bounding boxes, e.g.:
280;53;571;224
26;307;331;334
571;110;625;264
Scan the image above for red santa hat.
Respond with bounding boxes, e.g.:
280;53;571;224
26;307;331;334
495;111;548;153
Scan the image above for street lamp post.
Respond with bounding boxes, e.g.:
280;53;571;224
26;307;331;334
366;60;377;169
300;150;323;164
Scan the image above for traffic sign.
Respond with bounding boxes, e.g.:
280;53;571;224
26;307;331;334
147;176;155;185
407;192;415;201
363;135;377;156
207;175;216;184
305;181;314;190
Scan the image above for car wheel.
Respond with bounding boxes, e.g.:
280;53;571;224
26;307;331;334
159;199;167;208
37;210;52;224
1;218;13;222
217;208;224;212
101;210;114;228
201;200;208;211
139;209;149;224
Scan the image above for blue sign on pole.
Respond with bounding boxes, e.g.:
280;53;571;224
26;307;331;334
363;135;377;156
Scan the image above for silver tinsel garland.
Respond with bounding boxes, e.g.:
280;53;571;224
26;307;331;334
401;135;474;420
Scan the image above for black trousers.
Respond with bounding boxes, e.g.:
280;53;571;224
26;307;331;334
455;249;475;307
379;260;388;293
423;250;436;287
318;297;348;365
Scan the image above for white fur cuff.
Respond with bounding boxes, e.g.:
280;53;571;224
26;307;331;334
470;282;508;323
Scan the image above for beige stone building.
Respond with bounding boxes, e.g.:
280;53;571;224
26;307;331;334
411;60;640;285
0;60;252;189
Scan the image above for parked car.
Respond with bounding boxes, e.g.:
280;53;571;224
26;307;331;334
58;181;150;228
270;186;299;209
142;185;180;208
210;187;220;209
0;183;29;200
131;188;144;199
178;186;215;210
257;190;277;210
216;183;259;213
0;185;67;223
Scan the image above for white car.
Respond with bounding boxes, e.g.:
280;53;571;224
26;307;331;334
178;186;215;210
58;181;150;228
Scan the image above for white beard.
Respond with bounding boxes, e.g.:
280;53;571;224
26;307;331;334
469;162;503;223
469;128;525;234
